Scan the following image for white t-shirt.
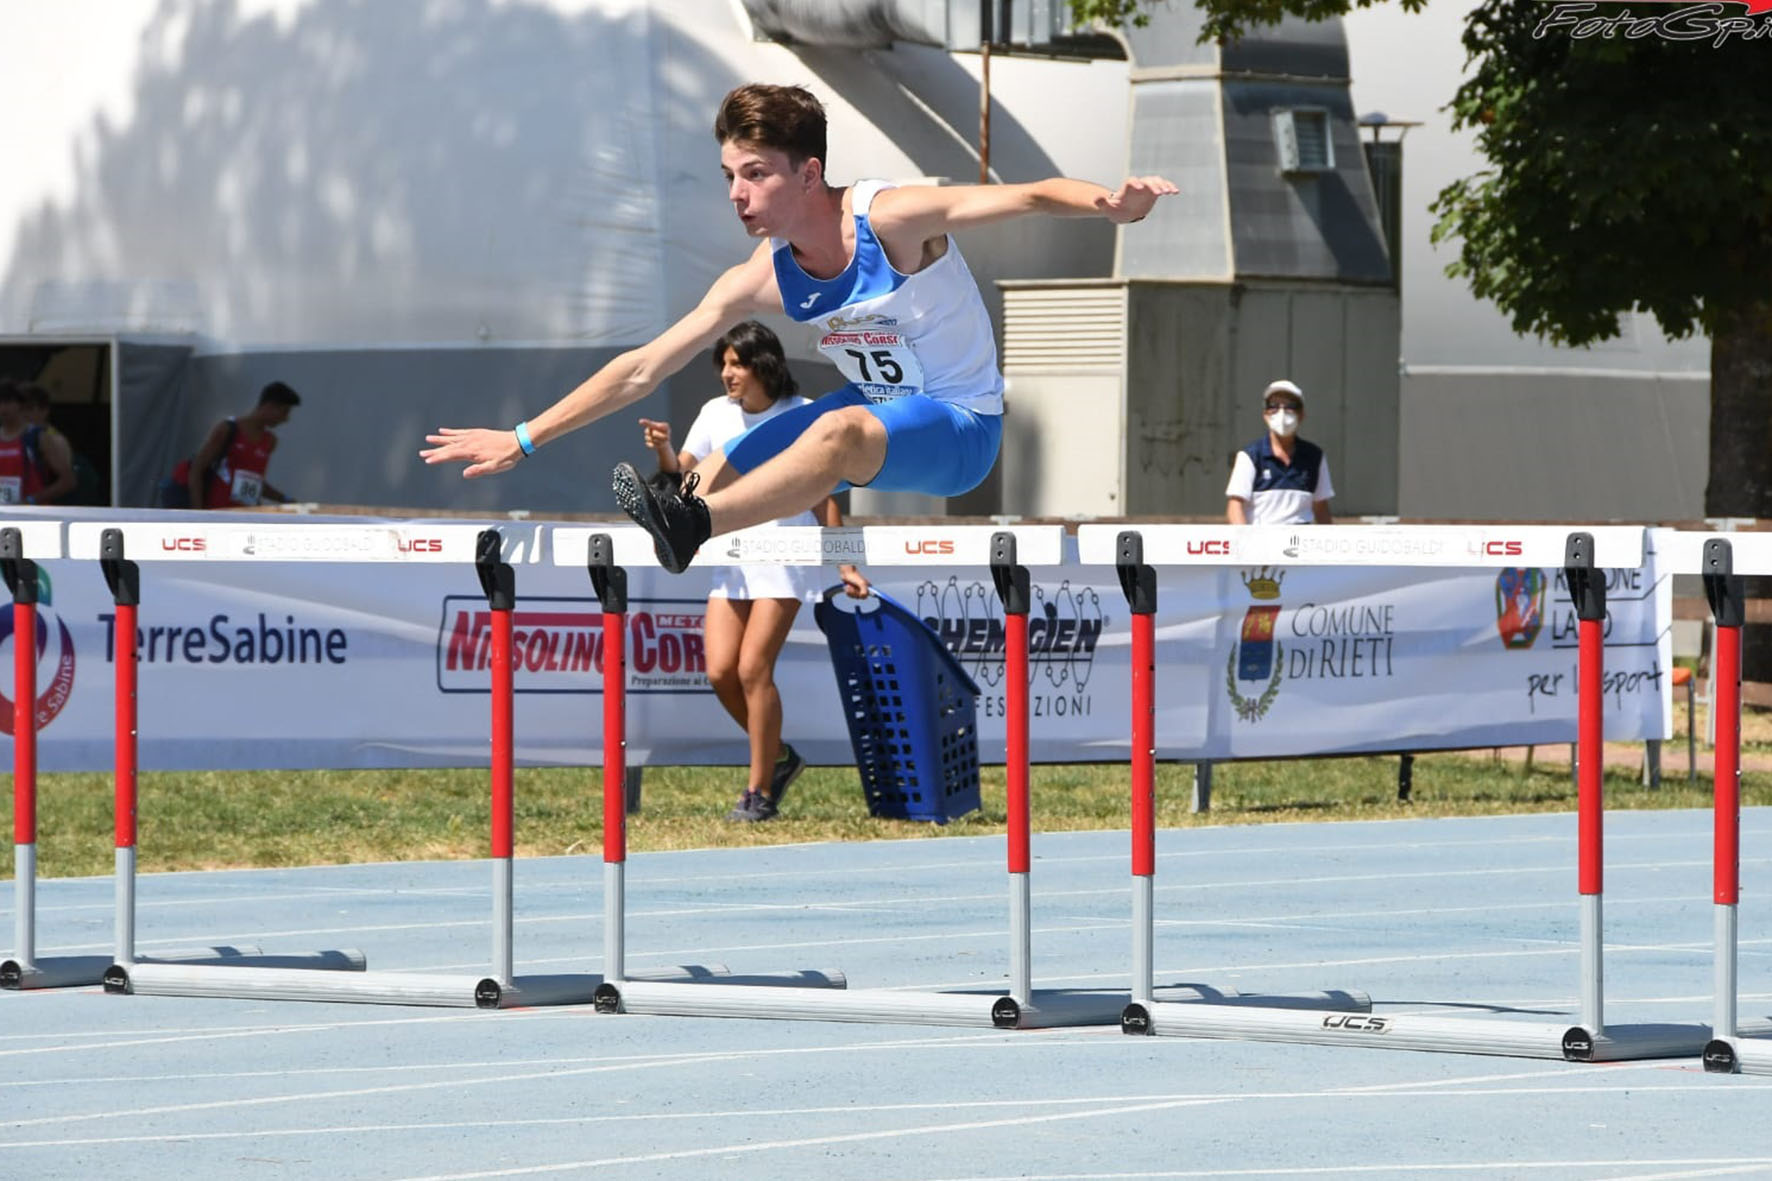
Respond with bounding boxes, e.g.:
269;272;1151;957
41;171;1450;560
682;393;817;601
1225;448;1335;525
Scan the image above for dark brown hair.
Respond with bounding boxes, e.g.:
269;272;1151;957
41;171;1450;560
713;84;826;173
258;380;302;407
712;321;798;403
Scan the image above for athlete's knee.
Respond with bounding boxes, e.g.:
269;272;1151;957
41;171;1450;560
736;654;777;696
706;657;740;696
801;406;878;453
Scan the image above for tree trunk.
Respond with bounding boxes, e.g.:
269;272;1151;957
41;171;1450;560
1705;300;1772;518
1705;302;1772;684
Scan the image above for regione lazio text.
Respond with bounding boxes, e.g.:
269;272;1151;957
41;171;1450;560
2;511;1671;773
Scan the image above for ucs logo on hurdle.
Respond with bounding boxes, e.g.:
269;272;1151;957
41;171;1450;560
0;566;75;734
913;577;1105;721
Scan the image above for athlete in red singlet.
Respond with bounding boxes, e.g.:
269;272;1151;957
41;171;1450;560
0;383;42;507
187;382;302;509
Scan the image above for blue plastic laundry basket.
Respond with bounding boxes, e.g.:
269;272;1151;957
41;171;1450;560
813;587;982;824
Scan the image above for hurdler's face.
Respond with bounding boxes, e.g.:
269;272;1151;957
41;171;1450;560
720;140;816;238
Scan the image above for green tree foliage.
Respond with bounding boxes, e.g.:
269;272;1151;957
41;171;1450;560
1069;0;1425;44
1431;0;1772;347
1430;0;1772;514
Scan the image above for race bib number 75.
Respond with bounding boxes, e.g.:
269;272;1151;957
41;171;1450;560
818;328;925;403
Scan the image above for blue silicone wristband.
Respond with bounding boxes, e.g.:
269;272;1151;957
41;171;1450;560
514;421;536;457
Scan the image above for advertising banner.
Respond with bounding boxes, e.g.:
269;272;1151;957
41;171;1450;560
0;512;1671;772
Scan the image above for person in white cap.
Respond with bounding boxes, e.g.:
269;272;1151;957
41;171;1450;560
1225;379;1334;525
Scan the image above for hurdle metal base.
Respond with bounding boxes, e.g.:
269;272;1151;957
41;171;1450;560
1122;999;1712;1061
1704;1037;1772;1074
106;961;743;1009
1;944;295;991
1702;1029;1772;1074
593;980;1368;1029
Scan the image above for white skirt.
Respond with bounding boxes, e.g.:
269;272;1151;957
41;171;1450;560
707;562;813;602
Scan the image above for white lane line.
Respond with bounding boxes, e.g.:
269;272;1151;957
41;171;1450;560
9;1080;1769;1152
7;823;1754;909
11;849;1760;957
385;1088;1772;1181
399;891;1716;974
0;1007;613;1054
1597;1168;1772;1181
0;1035;1066;1089
0;1030;1117;1130
907;1165;1772;1181
23;887;487;916
902;934;1772;995
0;1043;1604;1095
2;1036;1755;1144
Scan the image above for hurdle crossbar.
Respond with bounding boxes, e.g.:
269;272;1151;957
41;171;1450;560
67;521;721;1008
1083;523;1710;1061
1654;531;1772;1075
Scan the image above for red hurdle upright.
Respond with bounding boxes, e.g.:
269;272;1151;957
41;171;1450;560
1700;535;1760;1073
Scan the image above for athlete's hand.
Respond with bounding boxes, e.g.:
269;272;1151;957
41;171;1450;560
638;418;675;461
838;565;871;599
420;427;525;479
1096;176;1178;224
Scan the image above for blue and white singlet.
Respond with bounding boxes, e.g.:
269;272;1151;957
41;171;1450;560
770;180;1004;416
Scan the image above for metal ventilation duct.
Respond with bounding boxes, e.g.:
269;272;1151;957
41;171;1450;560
741;0;956;49
740;0;1094;53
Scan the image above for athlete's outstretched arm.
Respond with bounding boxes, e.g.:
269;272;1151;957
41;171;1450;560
421;245;777;478
869;175;1178;244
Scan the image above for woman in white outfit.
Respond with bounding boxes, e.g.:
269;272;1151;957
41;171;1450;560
642;321;869;821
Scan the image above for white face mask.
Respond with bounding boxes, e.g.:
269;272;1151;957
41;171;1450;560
1265;409;1300;437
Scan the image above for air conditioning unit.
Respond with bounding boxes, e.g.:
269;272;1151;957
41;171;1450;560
1273;108;1334;175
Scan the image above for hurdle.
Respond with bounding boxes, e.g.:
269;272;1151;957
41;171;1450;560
1654;531;1772;1075
1;523;281;990
556;523;1367;1028
73;521;719;1008
1086;523;1713;1061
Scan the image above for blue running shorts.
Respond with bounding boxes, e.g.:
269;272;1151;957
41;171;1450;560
721;385;1003;496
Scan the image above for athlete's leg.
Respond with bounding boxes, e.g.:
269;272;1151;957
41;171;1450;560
613;390;999;573
734;597;801;796
701;596;750;735
703;407;884;535
689;447;735;495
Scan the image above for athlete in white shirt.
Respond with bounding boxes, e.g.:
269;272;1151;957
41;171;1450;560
422;83;1176;572
640;321;868;822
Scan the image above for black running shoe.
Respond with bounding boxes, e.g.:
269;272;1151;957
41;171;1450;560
725;790;757;822
739;790;778;823
612;462;711;574
768;743;805;806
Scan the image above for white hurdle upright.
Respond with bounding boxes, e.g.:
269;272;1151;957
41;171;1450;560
1658;531;1772;1076
1082;523;1712;1062
557;524;1365;1029
1;522;273;990
76;522;717;1008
